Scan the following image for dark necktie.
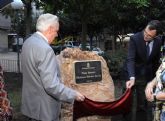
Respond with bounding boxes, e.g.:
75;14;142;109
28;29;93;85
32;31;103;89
146;42;150;58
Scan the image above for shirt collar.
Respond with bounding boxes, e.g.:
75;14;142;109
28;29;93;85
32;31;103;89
146;40;153;45
36;31;49;43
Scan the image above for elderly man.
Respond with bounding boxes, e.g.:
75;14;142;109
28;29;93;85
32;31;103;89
21;13;85;121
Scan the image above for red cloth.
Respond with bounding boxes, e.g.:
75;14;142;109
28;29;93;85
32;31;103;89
73;88;132;121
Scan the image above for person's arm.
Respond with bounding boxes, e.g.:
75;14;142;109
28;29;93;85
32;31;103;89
145;78;157;102
154;61;165;101
155;62;164;90
37;46;84;103
155;92;165;101
126;36;136;88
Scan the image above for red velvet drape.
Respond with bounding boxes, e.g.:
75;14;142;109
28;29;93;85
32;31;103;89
73;88;132;121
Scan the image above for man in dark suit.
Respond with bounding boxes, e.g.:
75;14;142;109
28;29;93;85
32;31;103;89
124;20;162;121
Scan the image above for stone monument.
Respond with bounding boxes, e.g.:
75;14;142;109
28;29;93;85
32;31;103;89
56;48;115;121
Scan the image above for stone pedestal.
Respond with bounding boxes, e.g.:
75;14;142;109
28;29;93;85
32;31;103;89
56;48;115;121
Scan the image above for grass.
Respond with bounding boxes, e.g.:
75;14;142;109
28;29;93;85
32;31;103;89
8;90;21;112
3;72;26;121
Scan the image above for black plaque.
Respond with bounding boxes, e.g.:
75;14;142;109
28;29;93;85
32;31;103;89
74;60;102;84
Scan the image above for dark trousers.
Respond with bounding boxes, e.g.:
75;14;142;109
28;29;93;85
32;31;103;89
123;80;153;121
23;115;41;121
28;118;41;121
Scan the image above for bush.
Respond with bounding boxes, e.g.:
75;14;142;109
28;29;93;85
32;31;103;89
101;48;127;79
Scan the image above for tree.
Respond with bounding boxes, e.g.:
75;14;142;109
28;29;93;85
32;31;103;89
99;0;151;51
59;0;104;50
20;0;33;36
14;0;164;50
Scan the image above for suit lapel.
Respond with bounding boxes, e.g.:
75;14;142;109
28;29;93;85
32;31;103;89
138;32;147;60
149;39;157;59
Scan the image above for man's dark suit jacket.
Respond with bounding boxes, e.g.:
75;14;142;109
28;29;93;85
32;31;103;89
124;31;162;83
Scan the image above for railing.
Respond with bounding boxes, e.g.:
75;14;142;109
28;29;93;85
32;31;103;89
0;59;21;73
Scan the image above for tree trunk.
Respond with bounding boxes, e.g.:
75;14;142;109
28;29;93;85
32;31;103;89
24;0;32;37
112;25;117;53
81;18;87;50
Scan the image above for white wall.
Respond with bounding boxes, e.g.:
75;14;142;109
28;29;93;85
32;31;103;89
0;30;8;52
0;13;11;52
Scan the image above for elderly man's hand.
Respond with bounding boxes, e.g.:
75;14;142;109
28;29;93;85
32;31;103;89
75;91;85;102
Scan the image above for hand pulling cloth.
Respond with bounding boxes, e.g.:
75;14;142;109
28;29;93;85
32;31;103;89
73;88;132;121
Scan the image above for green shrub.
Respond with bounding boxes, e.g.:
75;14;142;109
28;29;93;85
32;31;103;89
101;48;127;79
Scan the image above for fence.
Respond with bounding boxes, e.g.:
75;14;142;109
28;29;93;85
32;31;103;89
0;59;21;73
